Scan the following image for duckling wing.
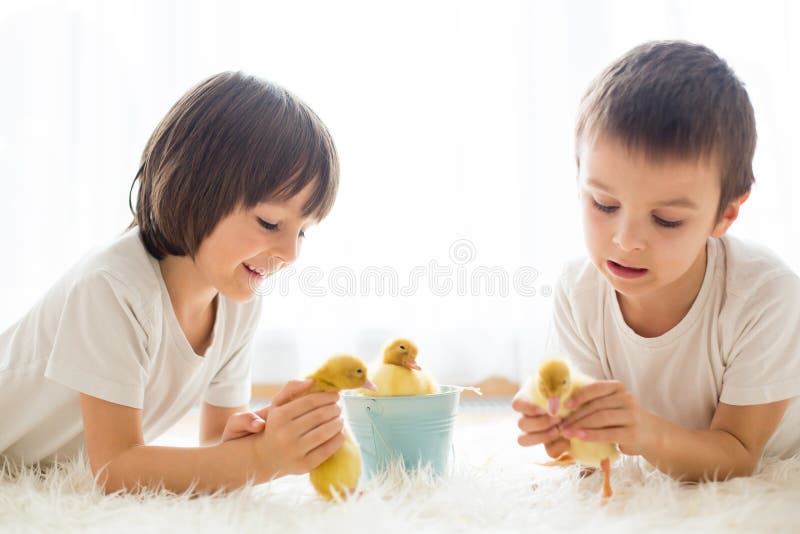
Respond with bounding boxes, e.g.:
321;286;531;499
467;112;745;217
420;369;441;395
310;433;362;500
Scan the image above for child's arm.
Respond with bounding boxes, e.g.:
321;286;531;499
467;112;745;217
559;381;789;480
80;380;345;494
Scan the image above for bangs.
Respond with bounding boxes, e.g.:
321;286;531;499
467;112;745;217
581;110;722;166
240;88;339;222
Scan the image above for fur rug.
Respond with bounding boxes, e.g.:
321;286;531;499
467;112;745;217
2;418;800;533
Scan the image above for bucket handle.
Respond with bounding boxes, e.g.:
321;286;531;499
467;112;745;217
364;402;395;457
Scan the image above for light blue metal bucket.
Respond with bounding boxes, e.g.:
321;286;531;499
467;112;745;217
341;385;462;479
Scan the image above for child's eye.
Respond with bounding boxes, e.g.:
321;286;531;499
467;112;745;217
257;218;279;231
592;199;618;214
653;215;683;228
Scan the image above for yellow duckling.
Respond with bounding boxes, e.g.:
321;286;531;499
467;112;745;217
519;357;620;499
299;354;377;500
363;338;440;396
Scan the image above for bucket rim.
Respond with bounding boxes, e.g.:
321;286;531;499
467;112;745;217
341;384;466;400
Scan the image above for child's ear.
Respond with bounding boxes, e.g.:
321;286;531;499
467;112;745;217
710;192;749;238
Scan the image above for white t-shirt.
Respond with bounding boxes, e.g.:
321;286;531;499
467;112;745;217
547;235;800;459
0;228;262;465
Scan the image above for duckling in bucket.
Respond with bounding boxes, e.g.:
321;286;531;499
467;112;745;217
362;338;440;396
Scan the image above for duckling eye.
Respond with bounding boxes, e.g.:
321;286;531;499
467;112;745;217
562;379;567;385
399;345;406;350
356;368;363;374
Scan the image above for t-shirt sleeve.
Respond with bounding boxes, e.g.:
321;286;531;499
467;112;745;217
545;275;606;380
204;300;262;408
44;271;151;409
720;273;800;405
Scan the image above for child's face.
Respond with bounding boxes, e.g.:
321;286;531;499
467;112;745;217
193;182;316;302
577;134;734;301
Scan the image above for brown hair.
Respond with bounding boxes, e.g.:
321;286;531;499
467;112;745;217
575;40;756;220
129;71;339;259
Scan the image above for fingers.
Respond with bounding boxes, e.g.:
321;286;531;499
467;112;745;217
265;389;340;427
562;394;624;426
293;403;342;436
277;392;340;422
511;397;547;417
299;415;345;454
253;405;271;420
244;412;266;431
563;410;631;437
518;413;560;434
221;411;265;442
564;380;624;410
304;432;346;470
565;427;622;443
517;427;560;447
517;412;561;447
254;402;345;476
271;379;315;407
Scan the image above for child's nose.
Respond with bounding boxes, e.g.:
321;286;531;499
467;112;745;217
272;233;301;264
612;218;645;252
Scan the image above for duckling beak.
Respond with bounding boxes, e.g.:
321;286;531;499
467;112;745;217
404;358;421;370
547;396;560;416
361;379;378;391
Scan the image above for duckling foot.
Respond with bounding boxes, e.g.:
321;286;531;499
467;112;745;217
600;457;613;502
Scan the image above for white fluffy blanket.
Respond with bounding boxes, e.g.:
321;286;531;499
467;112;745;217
2;416;800;533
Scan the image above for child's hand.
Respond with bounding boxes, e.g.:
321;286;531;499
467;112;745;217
512;396;570;459
252;379;344;477
221;405;271;442
559;380;653;455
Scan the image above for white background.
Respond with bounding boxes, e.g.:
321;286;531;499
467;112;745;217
1;0;798;385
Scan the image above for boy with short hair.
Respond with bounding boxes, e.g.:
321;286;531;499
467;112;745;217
514;41;800;481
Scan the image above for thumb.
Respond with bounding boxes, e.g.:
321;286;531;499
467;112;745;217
271;378;314;407
253;404;271;420
249;415;265;429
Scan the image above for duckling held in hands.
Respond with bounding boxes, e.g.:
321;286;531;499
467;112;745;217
519;357;620;499
299;354;377;500
363;338;440;396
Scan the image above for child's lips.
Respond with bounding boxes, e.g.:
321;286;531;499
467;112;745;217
243;262;267;279
611;259;645;270
607;259;648;279
244;259;284;279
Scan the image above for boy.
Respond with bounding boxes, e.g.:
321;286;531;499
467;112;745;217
513;41;800;481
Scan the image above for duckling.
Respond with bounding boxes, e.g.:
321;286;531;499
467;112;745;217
519;357;620;499
299;354;377;500
363;338;440;396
